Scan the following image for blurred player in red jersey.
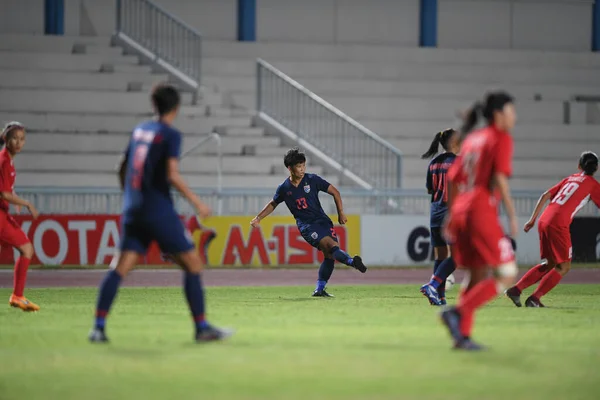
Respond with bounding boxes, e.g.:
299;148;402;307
0;122;40;311
506;152;600;307
440;92;519;350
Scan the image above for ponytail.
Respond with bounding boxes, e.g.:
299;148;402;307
421;131;442;159
579;151;599;175
461;91;515;138
460;102;483;137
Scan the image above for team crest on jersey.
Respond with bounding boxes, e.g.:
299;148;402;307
304;184;311;193
311;232;318;240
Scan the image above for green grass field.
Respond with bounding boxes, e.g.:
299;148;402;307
1;284;599;400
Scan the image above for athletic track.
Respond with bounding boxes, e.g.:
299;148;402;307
0;268;599;288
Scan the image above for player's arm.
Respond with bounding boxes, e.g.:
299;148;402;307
326;184;347;225
251;200;278;227
0;191;38;219
166;158;211;218
524;190;553;232
493;173;518;238
117;152;128;191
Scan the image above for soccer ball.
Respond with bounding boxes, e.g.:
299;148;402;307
445;273;456;291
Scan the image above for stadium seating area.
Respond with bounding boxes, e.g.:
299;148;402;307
201;40;600;190
1;34;599;191
0;34;311;189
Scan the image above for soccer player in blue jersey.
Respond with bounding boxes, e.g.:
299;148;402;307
89;84;233;343
251;148;367;297
419;129;459;306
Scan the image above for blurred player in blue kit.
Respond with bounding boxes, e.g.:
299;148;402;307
251;148;367;297
89;84;233;343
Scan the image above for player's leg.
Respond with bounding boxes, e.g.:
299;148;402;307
442;235;517;350
505;261;552;307
155;217;232;342
313;248;335;297
506;225;553;306
420;244;447;305
435;246;457;305
1;216;38;312
527;260;569;307
89;251;140;343
526;229;571;307
89;221;148;343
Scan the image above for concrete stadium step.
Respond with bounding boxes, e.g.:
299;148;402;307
0;52;142;71
0;69;169;91
16;153;286;175
218;77;600;103
364;120;600;141
0;88;195;114
348;155;583;179
206;106;254;118
399;175;574;191
15;172;338;189
387;138;597;160
307;97;582;123
204;58;598;85
24;132;281;155
202;40;600;68
0;112;253;133
0;35;111;51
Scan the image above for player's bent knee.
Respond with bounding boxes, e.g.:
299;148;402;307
176;250;204;274
19;242;34;259
494;261;518;291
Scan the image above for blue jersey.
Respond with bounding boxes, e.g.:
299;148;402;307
273;173;332;229
122;120;181;222
426;152;456;227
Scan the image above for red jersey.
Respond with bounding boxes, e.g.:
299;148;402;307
538;173;600;228
0;148;15;213
448;125;513;214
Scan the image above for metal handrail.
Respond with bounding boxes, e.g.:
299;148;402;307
115;0;202;100
181;132;223;214
256;59;403;188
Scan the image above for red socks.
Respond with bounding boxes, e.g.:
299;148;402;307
515;263;550;293
458;287;474;338
532;269;562;300
457;279;499;338
13;257;31;297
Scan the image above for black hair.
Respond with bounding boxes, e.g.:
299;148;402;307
461;91;514;136
421;128;457;159
0;121;25;146
284;147;306;168
579;151;599;175
151;83;181;116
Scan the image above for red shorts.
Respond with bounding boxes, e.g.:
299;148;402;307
446;209;514;269
538;220;571;264
0;211;29;248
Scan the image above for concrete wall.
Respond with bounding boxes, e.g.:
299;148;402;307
438;0;594;51
0;0;44;34
257;0;420;45
1;0;595;50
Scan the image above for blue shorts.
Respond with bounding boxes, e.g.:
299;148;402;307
299;221;338;249
430;227;448;248
120;213;194;255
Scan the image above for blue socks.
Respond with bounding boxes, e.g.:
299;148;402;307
316;258;335;291
184;272;209;331
433;259;442;274
331;246;353;266
95;269;122;330
430;257;456;290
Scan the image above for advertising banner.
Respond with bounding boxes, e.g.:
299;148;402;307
360;215;541;266
0;214;360;267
